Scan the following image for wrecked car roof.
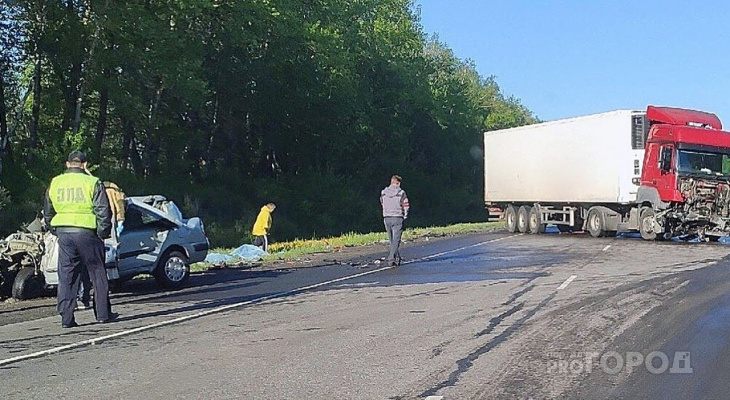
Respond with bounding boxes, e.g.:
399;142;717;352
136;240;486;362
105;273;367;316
127;196;183;226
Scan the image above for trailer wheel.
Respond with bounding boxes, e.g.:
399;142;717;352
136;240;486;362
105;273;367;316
517;206;531;233
586;209;606;238
639;207;658;241
505;205;518;233
528;206;546;234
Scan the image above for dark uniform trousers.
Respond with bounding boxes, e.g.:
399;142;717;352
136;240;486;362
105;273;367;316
57;229;110;325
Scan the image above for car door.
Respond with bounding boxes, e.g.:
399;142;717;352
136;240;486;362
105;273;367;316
116;204;176;276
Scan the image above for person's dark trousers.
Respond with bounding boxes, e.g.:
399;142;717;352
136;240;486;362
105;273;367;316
57;229;110;325
92;289;112;320
253;235;269;252
77;267;91;307
384;216;404;265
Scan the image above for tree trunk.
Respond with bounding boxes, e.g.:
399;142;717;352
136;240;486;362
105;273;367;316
95;82;108;159
143;86;162;175
122;118;144;176
60;0;80;135
0;72;7;178
60;64;78;135
1;82;33;178
203;93;219;176
29;56;42;149
121;118;131;170
73;0;105;136
0;72;7;150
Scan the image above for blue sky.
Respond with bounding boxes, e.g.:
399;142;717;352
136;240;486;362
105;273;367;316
416;1;729;123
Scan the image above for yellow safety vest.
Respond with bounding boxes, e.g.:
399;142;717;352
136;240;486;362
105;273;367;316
49;172;99;229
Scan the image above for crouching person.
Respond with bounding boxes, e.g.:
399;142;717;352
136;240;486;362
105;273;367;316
252;203;276;252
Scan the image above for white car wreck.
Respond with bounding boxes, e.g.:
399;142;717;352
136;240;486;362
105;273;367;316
0;196;209;300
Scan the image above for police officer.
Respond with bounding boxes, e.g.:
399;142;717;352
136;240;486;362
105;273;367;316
44;151;114;328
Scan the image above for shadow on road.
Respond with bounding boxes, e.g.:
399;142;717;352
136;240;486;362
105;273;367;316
0;268;292;326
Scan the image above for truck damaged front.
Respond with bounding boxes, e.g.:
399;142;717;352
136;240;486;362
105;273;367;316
673;147;730;240
639;106;730;240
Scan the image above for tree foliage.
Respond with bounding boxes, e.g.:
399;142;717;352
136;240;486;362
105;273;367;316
0;0;536;246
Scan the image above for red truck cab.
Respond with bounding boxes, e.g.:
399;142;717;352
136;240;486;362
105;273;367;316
638;106;730;240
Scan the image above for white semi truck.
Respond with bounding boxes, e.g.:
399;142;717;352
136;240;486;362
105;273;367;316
484;106;730;241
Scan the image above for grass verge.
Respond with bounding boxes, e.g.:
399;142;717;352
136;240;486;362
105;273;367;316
192;221;500;272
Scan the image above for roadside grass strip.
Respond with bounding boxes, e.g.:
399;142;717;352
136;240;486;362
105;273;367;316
195;222;501;271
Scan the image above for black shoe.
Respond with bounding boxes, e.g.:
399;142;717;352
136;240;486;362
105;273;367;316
390;261;398;267
96;312;118;324
62;321;79;328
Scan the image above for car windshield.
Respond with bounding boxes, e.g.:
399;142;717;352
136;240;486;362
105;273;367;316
677;150;730;177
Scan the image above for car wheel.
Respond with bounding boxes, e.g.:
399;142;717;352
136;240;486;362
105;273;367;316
12;267;45;300
154;250;190;288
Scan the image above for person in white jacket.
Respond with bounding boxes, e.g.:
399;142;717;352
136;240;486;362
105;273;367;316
380;175;410;266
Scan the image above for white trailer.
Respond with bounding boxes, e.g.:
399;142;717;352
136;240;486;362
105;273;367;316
484;110;648;235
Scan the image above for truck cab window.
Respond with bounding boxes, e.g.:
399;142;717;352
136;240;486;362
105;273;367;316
677;150;727;177
659;147;673;172
723;155;730;175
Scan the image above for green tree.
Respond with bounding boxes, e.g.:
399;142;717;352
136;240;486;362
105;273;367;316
1;0;537;245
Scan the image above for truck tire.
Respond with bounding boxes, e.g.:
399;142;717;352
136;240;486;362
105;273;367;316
11;267;45;300
154;250;190;288
586;209;606;238
639;207;659;241
528;206;546;234
517;206;531;233
505;205;518;233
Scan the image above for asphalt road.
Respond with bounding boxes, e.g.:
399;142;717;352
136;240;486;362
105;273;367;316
2;230;730;399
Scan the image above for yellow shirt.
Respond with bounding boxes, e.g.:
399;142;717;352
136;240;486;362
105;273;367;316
252;206;272;236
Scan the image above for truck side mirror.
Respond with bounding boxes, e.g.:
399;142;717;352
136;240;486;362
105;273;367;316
659;147;672;172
